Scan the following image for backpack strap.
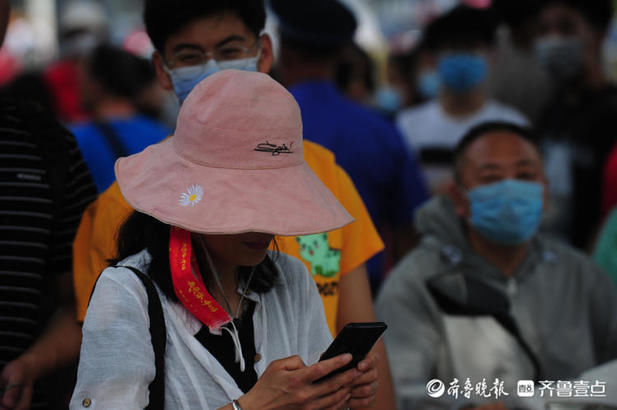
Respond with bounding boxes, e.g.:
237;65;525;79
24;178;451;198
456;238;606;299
93;120;129;159
122;266;167;410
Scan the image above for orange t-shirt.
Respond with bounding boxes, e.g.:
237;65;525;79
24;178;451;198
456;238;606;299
73;140;383;335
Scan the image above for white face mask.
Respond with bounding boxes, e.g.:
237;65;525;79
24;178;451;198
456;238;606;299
166;52;261;104
534;36;584;82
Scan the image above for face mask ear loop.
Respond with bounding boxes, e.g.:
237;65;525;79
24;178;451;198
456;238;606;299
162;60;171;75
160;52;178;76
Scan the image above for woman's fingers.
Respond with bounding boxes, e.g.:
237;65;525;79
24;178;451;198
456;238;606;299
356;350;378;372
310;386;351;410
301;353;353;384
274;355;307;371
348;395;376;408
350;380;378;399
246;353;362;409
309;367;359;400
346;352;379;408
350;364;378;387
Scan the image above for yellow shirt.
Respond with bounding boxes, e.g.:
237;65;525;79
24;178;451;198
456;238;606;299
73;140;383;335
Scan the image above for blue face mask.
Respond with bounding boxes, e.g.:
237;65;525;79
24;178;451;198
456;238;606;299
467;179;543;246
417;70;441;99
166;54;260;104
375;86;403;113
438;53;488;94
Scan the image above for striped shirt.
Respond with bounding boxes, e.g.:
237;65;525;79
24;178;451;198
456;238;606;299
0;100;97;408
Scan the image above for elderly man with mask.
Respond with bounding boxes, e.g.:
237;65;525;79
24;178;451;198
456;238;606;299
376;121;617;409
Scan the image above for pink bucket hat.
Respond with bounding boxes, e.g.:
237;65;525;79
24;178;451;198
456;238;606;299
115;70;353;235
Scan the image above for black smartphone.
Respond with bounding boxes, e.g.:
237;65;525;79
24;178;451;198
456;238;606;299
314;322;387;383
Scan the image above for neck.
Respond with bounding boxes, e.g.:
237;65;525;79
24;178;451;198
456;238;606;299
563;51;607;93
583;60;608;90
209;260;242;317
210;259;238;295
468;228;529;277
93;99;136;119
278;51;336;88
194;239;240;315
440;87;486;117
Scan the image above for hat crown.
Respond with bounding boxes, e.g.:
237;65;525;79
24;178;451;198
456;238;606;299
173;70;304;169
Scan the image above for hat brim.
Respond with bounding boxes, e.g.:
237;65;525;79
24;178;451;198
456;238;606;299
115;138;354;236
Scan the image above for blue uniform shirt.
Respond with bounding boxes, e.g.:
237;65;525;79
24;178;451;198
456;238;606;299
71;115;171;193
290;80;429;287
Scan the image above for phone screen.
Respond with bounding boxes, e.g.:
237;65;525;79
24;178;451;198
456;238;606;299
315;322;387;383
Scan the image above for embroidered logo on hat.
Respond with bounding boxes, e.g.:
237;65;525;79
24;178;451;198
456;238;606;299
254;141;294;156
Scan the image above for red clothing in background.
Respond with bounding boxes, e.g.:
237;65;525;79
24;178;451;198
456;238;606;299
44;59;89;123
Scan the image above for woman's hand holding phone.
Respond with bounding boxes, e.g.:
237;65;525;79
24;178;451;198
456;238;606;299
237;353;360;409
346;349;379;408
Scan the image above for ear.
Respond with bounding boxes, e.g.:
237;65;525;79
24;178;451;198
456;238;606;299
258;33;274;74
152;50;174;91
447;180;470;219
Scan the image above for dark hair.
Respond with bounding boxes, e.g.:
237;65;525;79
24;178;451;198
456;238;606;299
541;0;613;32
335;43;376;96
111;211;279;302
492;0;543;29
87;44;156;99
453;121;541;182
143;0;266;53
421;5;498;52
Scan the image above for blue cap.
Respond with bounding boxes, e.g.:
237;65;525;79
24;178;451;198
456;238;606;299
270;0;357;48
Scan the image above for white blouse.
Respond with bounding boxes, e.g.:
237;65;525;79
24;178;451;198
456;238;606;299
70;250;332;410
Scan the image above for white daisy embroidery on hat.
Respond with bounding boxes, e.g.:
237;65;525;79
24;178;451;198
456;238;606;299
179;184;203;207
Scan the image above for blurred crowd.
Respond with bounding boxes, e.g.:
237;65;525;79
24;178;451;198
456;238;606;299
1;0;617;409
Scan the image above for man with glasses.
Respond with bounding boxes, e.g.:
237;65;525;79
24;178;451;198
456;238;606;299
159;33;262;104
71;0;396;407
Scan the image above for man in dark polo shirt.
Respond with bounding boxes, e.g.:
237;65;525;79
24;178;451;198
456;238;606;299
0;1;98;408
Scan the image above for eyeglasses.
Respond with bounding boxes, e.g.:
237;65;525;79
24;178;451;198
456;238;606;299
165;38;261;69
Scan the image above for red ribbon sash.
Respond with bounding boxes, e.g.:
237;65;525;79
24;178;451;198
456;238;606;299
169;226;231;330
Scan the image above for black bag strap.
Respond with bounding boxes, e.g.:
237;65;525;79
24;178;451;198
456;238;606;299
123;266;167;410
427;274;542;380
93;120;128;159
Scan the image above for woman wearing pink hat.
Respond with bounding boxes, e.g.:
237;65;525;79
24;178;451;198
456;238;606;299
70;70;378;409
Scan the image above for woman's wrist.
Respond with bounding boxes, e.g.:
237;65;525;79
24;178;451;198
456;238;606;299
217;396;251;410
235;392;254;410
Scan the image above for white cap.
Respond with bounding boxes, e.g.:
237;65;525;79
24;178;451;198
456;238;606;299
59;1;107;36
